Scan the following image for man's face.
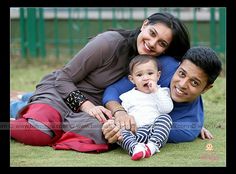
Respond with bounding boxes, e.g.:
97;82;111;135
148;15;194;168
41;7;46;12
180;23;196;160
170;59;213;103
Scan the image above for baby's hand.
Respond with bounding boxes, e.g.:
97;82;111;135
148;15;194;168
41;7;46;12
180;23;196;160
148;81;158;93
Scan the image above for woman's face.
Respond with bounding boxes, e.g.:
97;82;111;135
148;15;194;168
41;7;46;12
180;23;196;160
137;21;173;57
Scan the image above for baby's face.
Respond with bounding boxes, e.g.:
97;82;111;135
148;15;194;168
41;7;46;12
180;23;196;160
129;61;160;93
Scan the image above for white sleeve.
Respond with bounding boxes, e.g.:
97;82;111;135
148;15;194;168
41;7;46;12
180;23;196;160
151;87;173;114
119;92;132;112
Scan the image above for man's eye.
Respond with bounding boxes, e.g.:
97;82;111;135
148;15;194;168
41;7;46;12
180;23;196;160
191;80;199;87
178;70;185;77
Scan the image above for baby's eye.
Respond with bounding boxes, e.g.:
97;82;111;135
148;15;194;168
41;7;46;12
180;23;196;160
136;74;142;77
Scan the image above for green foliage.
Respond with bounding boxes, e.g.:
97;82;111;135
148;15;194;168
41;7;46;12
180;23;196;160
202;77;226;129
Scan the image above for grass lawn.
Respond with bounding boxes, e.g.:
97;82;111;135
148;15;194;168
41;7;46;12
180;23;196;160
10;59;226;167
10;129;225;167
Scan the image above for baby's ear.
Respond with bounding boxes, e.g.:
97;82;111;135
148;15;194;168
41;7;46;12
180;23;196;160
128;75;135;84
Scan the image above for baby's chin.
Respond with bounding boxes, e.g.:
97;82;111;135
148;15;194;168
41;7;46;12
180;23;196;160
139;88;152;94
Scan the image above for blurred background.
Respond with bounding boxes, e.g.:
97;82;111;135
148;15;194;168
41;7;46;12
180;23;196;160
10;7;226;92
10;7;226;59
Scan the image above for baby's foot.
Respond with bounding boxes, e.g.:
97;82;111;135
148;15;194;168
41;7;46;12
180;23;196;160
145;142;160;158
131;143;147;160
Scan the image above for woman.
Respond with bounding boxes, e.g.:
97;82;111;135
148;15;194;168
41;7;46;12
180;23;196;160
10;12;190;152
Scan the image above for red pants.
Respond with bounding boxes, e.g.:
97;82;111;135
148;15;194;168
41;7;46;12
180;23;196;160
10;103;109;152
10;103;63;146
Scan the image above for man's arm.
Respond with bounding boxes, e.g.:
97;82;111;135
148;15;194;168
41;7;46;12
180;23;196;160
103;76;136;130
168;126;213;143
168;127;200;143
102;76;136;143
102;101;136;143
102;76;133;105
105;100;136;132
199;127;214;139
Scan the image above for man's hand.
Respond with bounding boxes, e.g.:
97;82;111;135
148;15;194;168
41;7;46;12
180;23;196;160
200;127;214;140
102;119;122;143
114;111;137;133
103;101;137;143
102;111;137;144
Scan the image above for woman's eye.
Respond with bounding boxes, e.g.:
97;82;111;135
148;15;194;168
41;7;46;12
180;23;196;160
159;41;168;48
150;30;155;37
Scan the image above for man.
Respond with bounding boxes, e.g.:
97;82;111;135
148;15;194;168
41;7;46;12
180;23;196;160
102;46;222;144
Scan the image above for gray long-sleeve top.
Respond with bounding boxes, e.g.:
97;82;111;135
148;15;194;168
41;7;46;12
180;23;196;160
27;31;136;117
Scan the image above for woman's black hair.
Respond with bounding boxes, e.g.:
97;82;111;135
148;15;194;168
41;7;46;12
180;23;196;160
146;12;190;61
107;28;140;61
107;28;141;74
109;12;190;61
106;12;190;74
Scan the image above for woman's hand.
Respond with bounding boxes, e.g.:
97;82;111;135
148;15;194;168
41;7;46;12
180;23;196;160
200;127;214;140
80;101;112;123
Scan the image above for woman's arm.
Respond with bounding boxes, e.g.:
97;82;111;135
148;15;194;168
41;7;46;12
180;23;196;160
53;33;116;120
55;34;113;98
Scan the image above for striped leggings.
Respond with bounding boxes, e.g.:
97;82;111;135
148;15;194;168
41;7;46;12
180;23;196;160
118;114;172;155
